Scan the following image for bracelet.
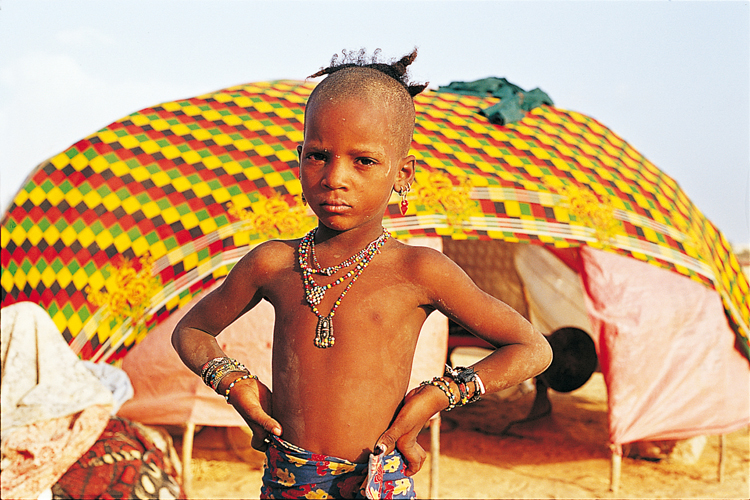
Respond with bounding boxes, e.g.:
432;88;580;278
201;357;225;381
444;364;484;406
200;356;250;392
224;373;258;403
474;373;486;397
420;376;458;411
456;380;469;406
210;364;247;391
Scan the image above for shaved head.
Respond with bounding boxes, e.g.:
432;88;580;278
306;67;416;157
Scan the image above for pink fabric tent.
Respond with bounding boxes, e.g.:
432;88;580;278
579;245;748;491
581;246;749;446
455;239;748;491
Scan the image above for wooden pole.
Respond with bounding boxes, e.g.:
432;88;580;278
718;434;726;483
182;422;196;496
610;444;622;494
430;414;440;499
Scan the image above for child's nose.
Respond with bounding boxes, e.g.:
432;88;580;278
321;156;349;189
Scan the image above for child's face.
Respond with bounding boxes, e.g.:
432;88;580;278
298;97;414;233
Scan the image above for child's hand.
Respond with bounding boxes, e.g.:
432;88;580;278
374;384;445;476
225;377;282;451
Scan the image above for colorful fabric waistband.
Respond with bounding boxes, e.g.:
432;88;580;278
260;435;416;499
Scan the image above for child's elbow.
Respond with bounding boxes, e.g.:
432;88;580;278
171;319;187;352
170;327;182;353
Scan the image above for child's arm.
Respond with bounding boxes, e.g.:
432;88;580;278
171;242;284;450
376;247;553;475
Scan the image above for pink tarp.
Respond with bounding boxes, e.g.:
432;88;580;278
581;246;750;446
117;287;273;427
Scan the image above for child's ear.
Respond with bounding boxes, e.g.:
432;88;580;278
395;154;417;191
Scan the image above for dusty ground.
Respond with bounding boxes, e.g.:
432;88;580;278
173;373;749;499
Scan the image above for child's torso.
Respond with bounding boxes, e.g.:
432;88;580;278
261;241;431;462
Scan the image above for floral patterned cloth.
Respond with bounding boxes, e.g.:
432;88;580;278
261;436;415;499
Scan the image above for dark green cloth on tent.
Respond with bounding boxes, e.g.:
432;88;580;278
437;77;553;125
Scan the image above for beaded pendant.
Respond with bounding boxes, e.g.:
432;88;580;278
315;316;334;348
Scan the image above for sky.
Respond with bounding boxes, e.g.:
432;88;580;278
1;0;748;246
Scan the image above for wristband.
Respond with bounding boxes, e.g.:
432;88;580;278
224;373;258;403
420;376;458;411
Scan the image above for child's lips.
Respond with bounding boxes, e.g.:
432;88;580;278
320;201;350;213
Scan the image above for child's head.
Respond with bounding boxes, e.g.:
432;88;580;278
298;50;426;232
306;49;426;157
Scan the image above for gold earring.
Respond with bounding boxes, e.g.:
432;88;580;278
301;193;307;206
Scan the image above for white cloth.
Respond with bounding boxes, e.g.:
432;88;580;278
82;361;134;414
1;302;114;499
1;302;113;439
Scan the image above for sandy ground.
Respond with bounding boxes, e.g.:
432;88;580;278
173;373;749;499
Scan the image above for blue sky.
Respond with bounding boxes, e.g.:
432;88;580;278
1;0;748;245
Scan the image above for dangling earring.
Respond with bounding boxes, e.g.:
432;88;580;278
301;193;307;206
399;183;411;215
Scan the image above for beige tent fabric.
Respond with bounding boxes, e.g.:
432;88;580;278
513;244;593;336
442;239;528;319
118;237;448;427
1;302;113;499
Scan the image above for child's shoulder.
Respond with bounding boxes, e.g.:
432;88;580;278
252;237;299;255
235;237;300;274
388;238;459;274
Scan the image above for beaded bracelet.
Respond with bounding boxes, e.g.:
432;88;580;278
224;373;258;403
420;376;458;411
200;357;251;391
209;360;247;389
444;364;484;405
455;380;470;406
202;357;230;386
200;357;225;381
209;363;247;391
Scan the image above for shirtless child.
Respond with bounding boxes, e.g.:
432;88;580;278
172;49;552;499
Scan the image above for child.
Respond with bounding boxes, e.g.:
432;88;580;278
172;49;553;499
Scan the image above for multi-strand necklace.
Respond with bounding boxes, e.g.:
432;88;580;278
299;227;391;348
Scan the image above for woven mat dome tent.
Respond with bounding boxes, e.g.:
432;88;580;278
2;78;748;494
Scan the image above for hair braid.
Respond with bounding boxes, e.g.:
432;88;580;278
309;48;427;97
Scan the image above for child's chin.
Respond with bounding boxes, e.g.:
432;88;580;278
316;215;366;233
318;219;353;232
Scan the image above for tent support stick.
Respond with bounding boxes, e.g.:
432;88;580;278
182;422;196;495
609;444;621;494
429;414;440;499
718;434;726;483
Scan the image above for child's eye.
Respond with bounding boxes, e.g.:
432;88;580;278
306;152;327;162
356;157;377;166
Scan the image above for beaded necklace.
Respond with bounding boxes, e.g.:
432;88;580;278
306;234;376;276
298;228;390;348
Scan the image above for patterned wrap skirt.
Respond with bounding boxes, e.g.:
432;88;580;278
260;435;416;499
